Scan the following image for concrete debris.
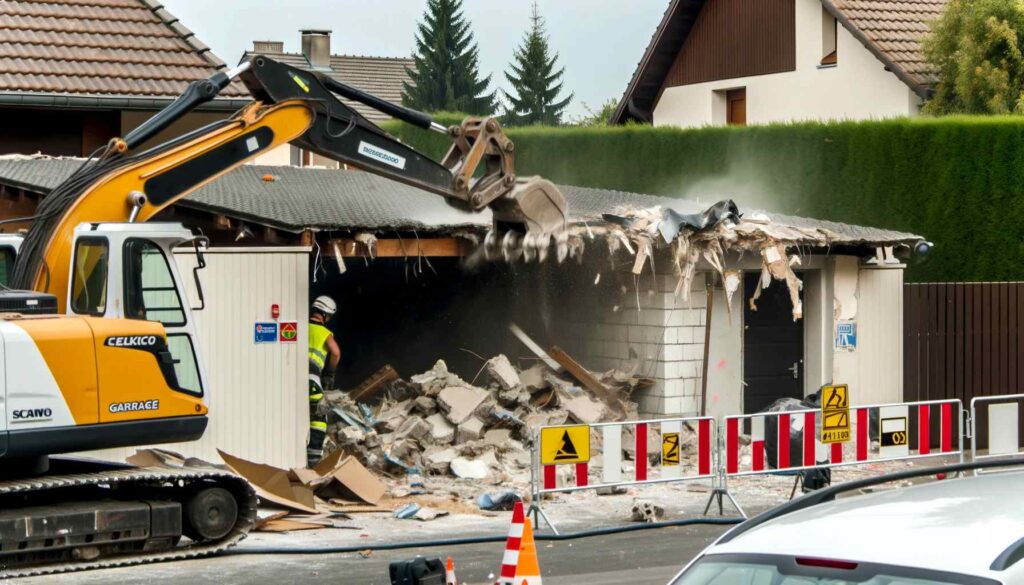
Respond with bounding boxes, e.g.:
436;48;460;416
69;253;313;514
319;348;648;504
456;416;485;443
437;385;489;425
485;354;520;389
425;412;456;443
630;499;665;523
450;456;491;480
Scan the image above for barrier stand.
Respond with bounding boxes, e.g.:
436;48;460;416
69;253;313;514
717;398;963;512
702;424;746;517
970;393;1024;474
529;433;560;535
531;416;716;533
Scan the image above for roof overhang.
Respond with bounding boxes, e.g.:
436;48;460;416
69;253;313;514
0;93;251;112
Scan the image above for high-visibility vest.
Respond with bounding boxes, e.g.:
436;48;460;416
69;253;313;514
308;322;332;372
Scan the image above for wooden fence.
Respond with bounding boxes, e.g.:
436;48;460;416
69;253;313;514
904;282;1024;448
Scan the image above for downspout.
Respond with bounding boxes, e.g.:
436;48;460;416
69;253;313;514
700;272;714;416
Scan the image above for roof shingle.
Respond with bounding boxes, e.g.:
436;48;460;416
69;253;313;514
242;49;414;122
0;0;248;99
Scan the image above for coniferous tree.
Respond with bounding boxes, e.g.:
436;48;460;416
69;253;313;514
502;2;573;126
402;0;497;115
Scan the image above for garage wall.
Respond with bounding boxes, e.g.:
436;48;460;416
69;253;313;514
85;247;309;469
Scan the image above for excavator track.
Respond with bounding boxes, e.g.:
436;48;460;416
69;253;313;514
0;465;257;579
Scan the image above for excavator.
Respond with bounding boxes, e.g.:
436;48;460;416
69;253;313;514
0;55;569;577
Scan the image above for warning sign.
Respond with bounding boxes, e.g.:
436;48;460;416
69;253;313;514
279;322;298;342
540;425;590;465
821;384;851;444
662;432;681;465
881;417;908;448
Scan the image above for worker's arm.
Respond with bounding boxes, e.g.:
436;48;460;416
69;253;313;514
325;334;341;373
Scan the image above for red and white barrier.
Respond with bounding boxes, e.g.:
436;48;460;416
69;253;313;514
535;416;715;494
723;399;962;477
971;394;1024;472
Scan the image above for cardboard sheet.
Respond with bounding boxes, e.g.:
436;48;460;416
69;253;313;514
218;449;318;514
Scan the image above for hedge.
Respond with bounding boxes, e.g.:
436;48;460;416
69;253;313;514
382;115;1024;282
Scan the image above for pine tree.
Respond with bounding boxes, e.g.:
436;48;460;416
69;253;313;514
502;2;573;126
402;0;497;115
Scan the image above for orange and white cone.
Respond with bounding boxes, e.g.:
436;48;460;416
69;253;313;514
445;556;459;585
496;501;542;585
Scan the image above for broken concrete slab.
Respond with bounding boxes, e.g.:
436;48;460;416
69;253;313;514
483;428;512;447
413;395;437;414
450;456;490;479
437;384;488;425
558;389;607;425
424;446;458;473
485;354;520;390
457;416;485;443
518;364;549;393
425;412;456;443
394;415;431;441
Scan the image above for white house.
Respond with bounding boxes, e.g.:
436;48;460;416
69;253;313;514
612;0;944;127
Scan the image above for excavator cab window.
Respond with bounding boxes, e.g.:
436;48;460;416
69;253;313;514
71;237;109;316
0;246;15;287
123;239;186;326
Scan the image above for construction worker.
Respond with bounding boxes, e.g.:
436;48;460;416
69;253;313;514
308;295;341;467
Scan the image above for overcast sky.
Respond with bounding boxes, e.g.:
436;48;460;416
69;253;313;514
161;0;668;119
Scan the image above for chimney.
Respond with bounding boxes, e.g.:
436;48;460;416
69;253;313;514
300;29;332;70
252;40;284;53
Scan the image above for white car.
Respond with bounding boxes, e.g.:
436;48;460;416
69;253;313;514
669;466;1024;584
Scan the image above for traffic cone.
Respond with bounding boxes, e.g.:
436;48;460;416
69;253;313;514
495;501;526;585
513;516;543;585
445;556;458;585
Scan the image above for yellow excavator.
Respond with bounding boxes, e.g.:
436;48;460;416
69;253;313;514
0;55;568;577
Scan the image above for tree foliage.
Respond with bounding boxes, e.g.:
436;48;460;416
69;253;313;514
924;0;1024;115
402;0;497;115
571;99;619;127
502;2;572;126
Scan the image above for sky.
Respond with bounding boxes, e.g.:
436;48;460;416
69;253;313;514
161;0;668;119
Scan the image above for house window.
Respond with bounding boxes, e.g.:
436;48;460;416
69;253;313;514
821;8;838;66
726;88;746;126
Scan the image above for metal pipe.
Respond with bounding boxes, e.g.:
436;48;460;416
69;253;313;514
700;273;714;417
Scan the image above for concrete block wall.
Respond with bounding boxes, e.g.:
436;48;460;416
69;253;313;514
553;271;708;417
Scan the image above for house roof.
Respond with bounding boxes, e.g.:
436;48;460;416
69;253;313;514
0;0;249;110
241;49;414;122
612;0;945;124
0;157;921;249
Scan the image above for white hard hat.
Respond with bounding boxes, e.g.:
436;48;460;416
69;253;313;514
312;295;337;316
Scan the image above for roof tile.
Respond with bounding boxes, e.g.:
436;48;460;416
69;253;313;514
0;0;248;98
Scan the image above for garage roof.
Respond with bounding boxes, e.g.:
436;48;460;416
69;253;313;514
0;157;920;247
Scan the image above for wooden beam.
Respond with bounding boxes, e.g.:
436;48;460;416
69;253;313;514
547;345;625;416
324;237;470;258
262;226;283;245
300;230;314;247
214;214;233;230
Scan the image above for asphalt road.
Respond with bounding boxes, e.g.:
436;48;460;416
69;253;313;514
19;522;729;585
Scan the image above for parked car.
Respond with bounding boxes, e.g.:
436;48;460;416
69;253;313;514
669;466;1024;584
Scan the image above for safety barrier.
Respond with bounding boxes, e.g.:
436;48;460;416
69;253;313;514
722;399;963;478
970;394;1024;473
528;398;973;533
530;416;715;532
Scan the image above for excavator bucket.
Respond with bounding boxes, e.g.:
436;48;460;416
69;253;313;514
485;177;569;262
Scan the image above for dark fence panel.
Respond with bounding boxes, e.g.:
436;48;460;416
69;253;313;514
904;282;1024;448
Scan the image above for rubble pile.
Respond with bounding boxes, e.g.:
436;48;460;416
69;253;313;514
321;354;648;488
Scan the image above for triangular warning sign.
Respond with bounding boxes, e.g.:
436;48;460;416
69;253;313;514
553;430;579;461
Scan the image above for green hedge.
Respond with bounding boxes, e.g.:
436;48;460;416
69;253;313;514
383;115;1024;282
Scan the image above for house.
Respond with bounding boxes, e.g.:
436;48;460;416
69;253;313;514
0;0;250;156
0;157;920;422
612;0;945;127
243;30;415;168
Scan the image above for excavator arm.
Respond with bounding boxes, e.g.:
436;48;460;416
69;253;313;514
11;57;569;304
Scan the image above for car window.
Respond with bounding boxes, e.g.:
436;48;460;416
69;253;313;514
671;555;999;585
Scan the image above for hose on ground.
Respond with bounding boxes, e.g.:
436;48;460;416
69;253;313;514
219;516;745;556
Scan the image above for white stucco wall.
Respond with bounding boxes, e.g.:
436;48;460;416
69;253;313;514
653;0;922;127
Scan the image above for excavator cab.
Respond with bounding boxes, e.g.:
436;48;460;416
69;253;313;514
67;222;210;402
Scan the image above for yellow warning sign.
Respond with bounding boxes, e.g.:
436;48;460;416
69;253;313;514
821;384;851;444
540;425;591;465
662;432;681;465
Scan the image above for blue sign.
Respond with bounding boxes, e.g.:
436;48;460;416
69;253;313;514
254;321;278;344
835;320;857;351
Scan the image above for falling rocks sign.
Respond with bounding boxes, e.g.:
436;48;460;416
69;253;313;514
279;322;298;343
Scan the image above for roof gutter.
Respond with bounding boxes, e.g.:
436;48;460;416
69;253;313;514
0;93;251;112
821;0;932;100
